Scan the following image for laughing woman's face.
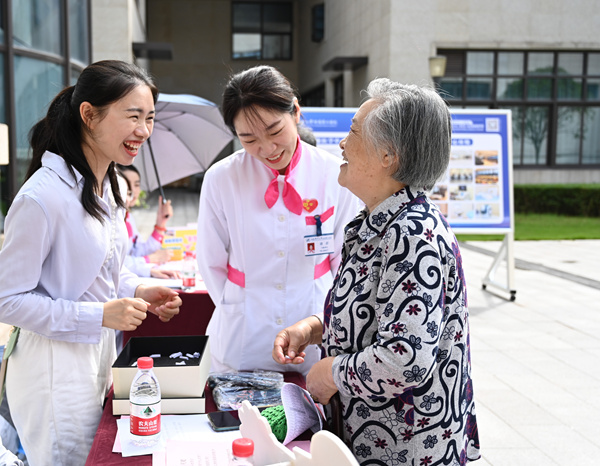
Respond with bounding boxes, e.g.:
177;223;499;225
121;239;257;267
233;103;300;175
338;99;390;207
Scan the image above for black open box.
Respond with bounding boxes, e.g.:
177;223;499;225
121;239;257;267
112;335;210;400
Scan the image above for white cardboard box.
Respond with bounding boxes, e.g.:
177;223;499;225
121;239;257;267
112;335;210;399
112;395;206;415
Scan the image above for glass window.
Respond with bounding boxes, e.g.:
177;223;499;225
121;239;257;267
466;78;492;99
233;33;261;59
438;49;600;168
587;78;600;100
556;106;582;164
502;106;523;164
232;2;292;60
528;52;553;75
558;78;582;100
497;77;523;100
68;0;89;64
14;56;64;184
13;0;63;55
582;107;600;164
311;3;324;42
0;6;4;44
439;79;462;100
527;78;552;100
466;52;494;75
70;66;81;86
263;3;292;33
263;34;291;60
588;53;600;75
521;106;549;165
557;53;583;75
498;52;523;75
232;2;260;31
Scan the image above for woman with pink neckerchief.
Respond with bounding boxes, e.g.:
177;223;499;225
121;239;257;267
197;65;360;376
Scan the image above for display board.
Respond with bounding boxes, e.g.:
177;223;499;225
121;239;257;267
301;108;514;234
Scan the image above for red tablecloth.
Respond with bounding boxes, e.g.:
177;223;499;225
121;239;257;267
86;373;306;465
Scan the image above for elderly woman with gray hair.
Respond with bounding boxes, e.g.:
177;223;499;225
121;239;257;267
273;79;480;465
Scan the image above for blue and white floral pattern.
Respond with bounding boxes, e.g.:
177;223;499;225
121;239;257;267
323;187;480;465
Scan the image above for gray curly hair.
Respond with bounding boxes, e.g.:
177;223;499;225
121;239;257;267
361;79;451;191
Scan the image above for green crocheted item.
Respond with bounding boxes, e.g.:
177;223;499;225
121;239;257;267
261;405;287;442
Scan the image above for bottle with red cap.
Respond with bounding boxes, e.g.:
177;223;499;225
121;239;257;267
231;437;254;465
129;357;161;446
182;250;197;290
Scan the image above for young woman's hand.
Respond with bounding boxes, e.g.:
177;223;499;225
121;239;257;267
150;268;182;279
155;196;173;227
102;297;149;331
135;285;181;322
147;249;173;264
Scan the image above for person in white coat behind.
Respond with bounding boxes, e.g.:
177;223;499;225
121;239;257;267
197;65;360;376
0;60;182;466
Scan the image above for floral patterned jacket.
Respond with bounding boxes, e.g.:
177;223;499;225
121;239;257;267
323;187;480;465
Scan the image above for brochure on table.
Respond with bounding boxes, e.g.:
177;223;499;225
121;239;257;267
114;414;240;462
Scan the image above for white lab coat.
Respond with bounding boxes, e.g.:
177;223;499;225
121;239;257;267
197;141;361;375
0;152;140;466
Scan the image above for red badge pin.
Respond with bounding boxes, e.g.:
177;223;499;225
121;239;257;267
303;199;318;212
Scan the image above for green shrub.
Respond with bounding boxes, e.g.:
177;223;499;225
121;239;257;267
513;184;600;217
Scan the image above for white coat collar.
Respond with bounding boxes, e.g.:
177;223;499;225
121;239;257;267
41;151;83;188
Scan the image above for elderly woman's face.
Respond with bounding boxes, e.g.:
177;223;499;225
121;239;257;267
338;99;389;204
233;103;300;174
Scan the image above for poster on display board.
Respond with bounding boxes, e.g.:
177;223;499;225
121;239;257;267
301;107;514;234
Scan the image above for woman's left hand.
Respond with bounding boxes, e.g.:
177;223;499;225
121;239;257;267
150;268;182;279
135;285;181;322
147;249;173;264
306;356;338;405
156;196;173;225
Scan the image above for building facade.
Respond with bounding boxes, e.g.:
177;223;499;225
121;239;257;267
0;0;147;224
1;0;599;224
146;0;600;185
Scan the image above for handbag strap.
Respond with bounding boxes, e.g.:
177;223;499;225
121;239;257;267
0;326;20;404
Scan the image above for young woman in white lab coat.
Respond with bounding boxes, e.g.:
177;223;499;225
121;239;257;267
0;60;182;466
197;65;360;375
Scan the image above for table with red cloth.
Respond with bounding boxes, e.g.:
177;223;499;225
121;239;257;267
86;374;306;465
86;289;307;465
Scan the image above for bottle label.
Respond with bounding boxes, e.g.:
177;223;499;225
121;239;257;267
182;276;196;288
130;401;161;436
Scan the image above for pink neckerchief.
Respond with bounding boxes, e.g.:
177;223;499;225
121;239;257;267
125;212;134;238
263;136;303;215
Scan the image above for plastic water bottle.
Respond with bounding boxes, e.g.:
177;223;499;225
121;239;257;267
130;357;161;446
231;438;254;465
182;250;197;290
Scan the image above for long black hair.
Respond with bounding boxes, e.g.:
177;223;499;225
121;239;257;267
26;60;159;222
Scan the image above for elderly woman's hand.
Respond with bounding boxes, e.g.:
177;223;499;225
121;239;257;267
306;356;338;405
272;315;322;365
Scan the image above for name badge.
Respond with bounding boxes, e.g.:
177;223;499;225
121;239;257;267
304;233;334;256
